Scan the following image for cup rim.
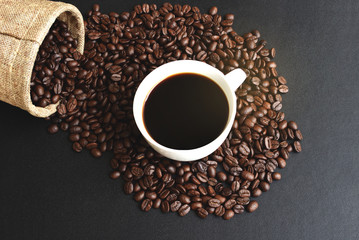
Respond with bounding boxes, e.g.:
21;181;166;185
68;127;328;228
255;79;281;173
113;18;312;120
133;60;237;161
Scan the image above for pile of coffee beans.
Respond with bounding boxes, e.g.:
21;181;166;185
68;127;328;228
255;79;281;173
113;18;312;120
31;3;303;220
30;20;82;107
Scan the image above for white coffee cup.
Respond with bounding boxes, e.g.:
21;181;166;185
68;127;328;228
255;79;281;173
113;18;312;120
133;60;246;162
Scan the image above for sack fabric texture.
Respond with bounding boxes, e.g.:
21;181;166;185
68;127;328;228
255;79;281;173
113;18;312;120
0;0;84;117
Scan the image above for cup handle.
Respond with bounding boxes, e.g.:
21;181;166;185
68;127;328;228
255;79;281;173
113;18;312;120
224;68;247;92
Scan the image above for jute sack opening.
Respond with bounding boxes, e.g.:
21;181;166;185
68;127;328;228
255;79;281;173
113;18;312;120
0;0;85;118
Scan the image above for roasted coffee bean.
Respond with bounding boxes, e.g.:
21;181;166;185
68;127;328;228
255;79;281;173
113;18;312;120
225;155;239;167
134;191;145;202
252;188;262;197
279;120;287;130
281;148;289;160
178;204;190;216
153;198;162;209
34;85;45;96
240;106;253;115
191;202;203;210
266;172;273;183
170;201;182;212
110;171;121;179
179;194;191;204
239;189;251;198
239;142;250;155
197;208;209;219
217;172;227;182
224;13;234;20
131;166;144;177
295;129;303;140
60;122;69;131
215;183;224;193
161;200;170;213
196;172;208;183
260;181;270;192
124;182;134;194
224;199;236;209
288;121;298;130
145;191;157;200
272;101;282;111
241;171;255;181
233;204;245;214
53;83;62;95
277;157;286;168
287;144;293;153
237;197;250;205
69;133;80;142
252;179;260;189
214;194;226;204
223;210;234;220
270;48;276;58
208;198;221;208
67;98;77;112
231;180;240;192
221;187;232;197
209;6;218;15
247;200;259;213
272;172;281;180
213;205;224;217
196;161;208;173
48;124;59;134
278;85;289;93
90;148;102;158
266;162;276;172
196;51;208;61
264;136;272;149
141;199;153;212
208;166;216;178
293;141;302;152
208;178;218;186
72;142;82;152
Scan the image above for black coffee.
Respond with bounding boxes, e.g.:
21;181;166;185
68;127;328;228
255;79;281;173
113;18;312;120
143;73;229;150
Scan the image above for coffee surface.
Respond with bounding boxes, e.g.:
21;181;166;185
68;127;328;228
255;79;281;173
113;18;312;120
143;73;229;149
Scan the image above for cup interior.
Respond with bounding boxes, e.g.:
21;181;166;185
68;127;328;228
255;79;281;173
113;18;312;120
133;60;237;160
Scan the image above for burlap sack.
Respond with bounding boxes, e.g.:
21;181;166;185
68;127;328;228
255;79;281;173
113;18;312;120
0;0;85;117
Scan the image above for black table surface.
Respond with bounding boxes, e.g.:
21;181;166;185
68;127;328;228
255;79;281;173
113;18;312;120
1;0;359;239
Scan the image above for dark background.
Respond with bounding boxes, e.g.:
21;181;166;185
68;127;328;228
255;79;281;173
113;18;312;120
1;0;358;239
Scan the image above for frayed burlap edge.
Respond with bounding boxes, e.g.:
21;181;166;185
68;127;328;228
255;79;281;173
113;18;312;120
0;0;85;118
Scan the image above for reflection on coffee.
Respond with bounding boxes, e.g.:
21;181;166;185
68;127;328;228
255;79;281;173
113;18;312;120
143;73;229;149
